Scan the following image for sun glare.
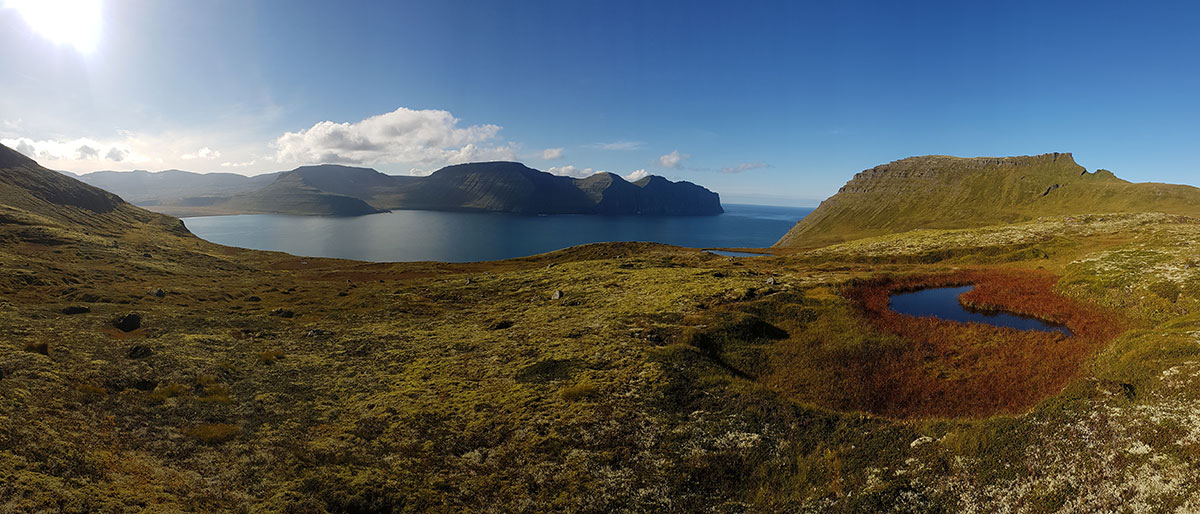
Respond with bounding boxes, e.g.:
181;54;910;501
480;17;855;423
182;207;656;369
5;0;102;54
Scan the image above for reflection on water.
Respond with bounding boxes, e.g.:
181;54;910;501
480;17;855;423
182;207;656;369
889;286;1072;336
706;250;772;258
183;204;813;263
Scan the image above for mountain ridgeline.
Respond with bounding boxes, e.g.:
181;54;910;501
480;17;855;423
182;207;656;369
775;152;1200;247
76;161;724;217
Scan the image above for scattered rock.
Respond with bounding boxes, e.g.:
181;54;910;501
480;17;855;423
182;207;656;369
464;277;472;285
142;253;152;258
711;271;725;278
269;308;295;318
148;288;166;298
1121;382;1136;400
487;320;513;330
766;276;777;285
62;306;90;315
337;292;349;297
305;329;332;337
128;344;153;359
245;296;261;302
23;341;49;355
910;436;934;448
551;290;564;300
113;313;142;332
546;264;556;270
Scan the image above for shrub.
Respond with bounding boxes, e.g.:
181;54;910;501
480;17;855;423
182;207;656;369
147;382;189;402
560;383;598;401
258;350;285;364
75;383;106;399
183;423;241;444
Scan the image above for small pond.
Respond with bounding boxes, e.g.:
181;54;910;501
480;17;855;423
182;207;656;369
889;286;1072;336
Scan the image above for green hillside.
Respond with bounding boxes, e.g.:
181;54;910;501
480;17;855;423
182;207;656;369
775;153;1200;248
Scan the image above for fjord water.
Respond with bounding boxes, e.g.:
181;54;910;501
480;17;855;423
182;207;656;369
183;204;812;262
889;286;1072;336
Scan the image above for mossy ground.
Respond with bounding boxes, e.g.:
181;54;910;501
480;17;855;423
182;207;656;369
3;211;1200;511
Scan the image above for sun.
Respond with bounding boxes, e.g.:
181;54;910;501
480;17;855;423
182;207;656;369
5;0;102;54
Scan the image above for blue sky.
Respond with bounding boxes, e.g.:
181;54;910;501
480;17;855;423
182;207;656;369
1;0;1198;206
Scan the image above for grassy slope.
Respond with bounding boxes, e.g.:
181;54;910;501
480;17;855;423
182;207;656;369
776;152;1200;248
6;148;1200;511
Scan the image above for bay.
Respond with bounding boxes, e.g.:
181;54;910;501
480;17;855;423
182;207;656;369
183;204;813;263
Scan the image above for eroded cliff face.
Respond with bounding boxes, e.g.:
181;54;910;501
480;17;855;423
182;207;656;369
775;153;1200;248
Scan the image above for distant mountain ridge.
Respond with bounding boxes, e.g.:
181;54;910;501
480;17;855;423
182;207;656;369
74;161;723;217
775;152;1200;247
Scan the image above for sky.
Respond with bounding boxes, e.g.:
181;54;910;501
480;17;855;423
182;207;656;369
1;0;1199;206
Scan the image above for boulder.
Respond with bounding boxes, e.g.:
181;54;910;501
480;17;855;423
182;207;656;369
113;313;142;332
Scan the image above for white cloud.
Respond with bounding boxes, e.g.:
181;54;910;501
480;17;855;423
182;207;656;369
181;146;221;160
274;106;511;167
625;169;649;181
658;150;688;168
220;159;257;168
589;141;644;150
2;136;147;165
720;162;768;174
541;147;564;160
547;164;650;181
547;165;599;178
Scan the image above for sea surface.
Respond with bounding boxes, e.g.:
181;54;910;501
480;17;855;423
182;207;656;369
183;204;814;263
889;286;1072;336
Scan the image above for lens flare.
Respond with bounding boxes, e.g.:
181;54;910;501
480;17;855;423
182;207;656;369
4;0;102;54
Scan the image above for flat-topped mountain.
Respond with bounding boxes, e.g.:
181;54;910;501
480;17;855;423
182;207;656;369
775;152;1200;247
75;161;723;217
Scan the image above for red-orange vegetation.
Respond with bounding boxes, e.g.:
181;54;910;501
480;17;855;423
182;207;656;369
771;268;1126;419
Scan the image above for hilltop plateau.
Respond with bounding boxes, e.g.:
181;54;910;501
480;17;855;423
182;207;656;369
776;152;1200;247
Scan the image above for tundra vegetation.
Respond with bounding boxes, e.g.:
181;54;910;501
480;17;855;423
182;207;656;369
4;146;1200;512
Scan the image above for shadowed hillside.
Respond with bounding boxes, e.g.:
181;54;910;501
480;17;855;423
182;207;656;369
775;153;1200;248
0;144;186;235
